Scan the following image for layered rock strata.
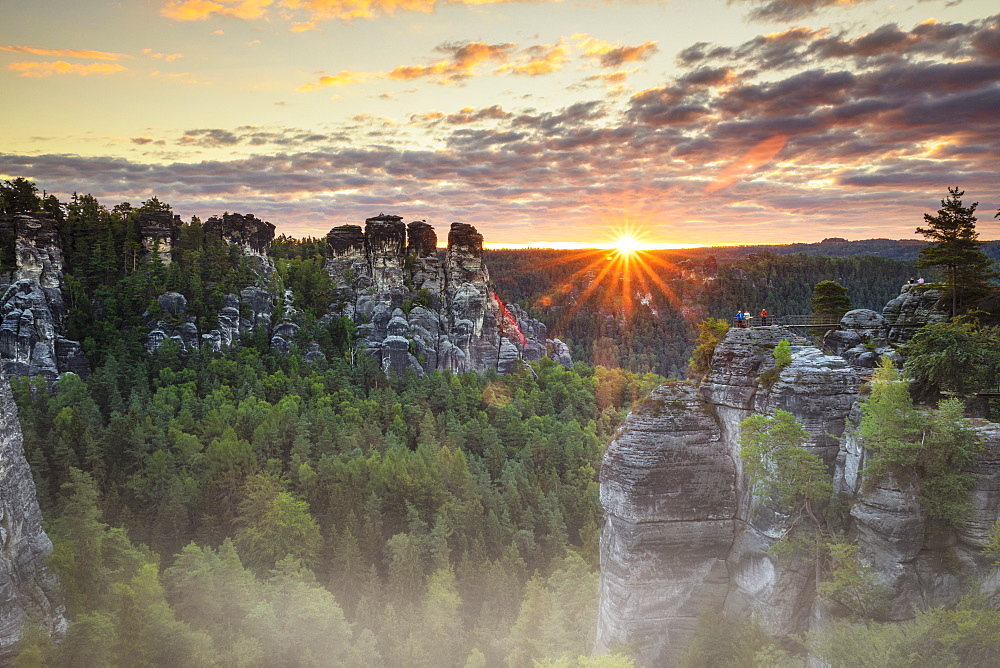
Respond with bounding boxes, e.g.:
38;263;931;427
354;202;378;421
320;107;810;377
0;214;88;382
325;217;569;376
0;367;65;661
596;324;1000;665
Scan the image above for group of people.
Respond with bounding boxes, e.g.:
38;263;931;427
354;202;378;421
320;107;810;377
735;308;769;328
907;277;925;285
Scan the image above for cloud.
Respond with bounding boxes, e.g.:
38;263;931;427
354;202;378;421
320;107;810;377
0;45;129;61
444;105;512;124
142;48;183;61
298;70;372;90
391;41;515;83
577;36;659;68
7;61;127;77
161;0;537;24
179;128;242;147
730;0;871;22
161;0;275;21
679;15;1000;72
496;44;569;76
8;15;1000;245
300;36;660;91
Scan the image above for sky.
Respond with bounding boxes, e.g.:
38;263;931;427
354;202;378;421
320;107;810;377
1;0;999;247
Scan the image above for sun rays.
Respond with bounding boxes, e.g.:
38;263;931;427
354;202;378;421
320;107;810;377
523;222;694;341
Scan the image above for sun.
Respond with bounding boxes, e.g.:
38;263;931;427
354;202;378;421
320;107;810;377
612;235;643;256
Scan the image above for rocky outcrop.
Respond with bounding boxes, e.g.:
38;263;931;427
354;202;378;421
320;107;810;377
204;213;276;257
0;214;88;382
882;284;948;343
596;323;999;665
326;217;566;376
823;287;949;371
205;212;277;278
146;213;300;355
839;420;1000;620
138;209;182;265
596;383;734;664
0;367;65;661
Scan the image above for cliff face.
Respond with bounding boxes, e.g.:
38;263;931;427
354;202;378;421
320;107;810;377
325;217;570;376
596;320;999;665
0;367;65;661
0;214;88;383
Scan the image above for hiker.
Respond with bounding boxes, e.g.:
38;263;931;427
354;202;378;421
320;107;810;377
908;277;915;285
760;308;768;326
744;310;752;327
917;277;924;284
735;310;744;328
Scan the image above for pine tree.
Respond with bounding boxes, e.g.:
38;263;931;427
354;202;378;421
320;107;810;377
916;188;998;317
810;280;851;321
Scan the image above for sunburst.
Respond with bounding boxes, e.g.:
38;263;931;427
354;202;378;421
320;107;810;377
528;222;693;341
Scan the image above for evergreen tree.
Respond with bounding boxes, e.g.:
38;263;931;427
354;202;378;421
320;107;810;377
916;188;999;317
810;280;851;321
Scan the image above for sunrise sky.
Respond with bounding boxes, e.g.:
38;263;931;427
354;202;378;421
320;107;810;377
2;0;998;246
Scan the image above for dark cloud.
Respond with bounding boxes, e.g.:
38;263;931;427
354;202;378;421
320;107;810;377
179;129;240;147
445;105;512;124
684;15;1000;72
732;0;872;22
595;42;659;68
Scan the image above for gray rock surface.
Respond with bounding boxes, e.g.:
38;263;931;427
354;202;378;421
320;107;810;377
138;209;181;265
325;217;567;376
596;322;1000;664
595;383;734;666
0;367;65;661
882;284;948;343
0;214;88;382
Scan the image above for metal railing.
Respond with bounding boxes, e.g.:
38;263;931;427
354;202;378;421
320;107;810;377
730;314;842;329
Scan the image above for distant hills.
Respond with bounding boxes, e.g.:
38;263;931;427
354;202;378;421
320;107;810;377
676;238;1000;262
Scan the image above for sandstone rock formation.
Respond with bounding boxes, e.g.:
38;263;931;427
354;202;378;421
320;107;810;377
138;209;182;266
0;367;65;661
596;321;1000;665
882;283;948;343
822;286;949;371
146;213;300;355
0;214;88;382
325;216;569;376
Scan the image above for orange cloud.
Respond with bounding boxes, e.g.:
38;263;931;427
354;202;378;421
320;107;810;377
142;48;184;61
8;61;128;77
0;45;128;61
497;44;568;76
161;0;275;21
162;0;532;24
298;69;372;90
705;134;788;193
577;36;659;68
382;41;513;84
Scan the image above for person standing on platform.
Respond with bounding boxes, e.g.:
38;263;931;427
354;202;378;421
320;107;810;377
735;310;744;328
744;310;752;327
760;308;768;326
